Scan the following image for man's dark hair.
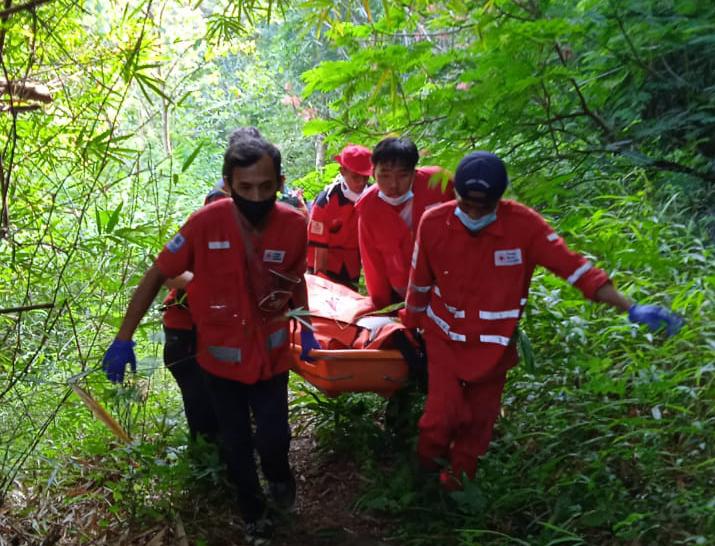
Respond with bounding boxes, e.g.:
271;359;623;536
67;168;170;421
222;136;282;183
228;126;262;145
371;137;419;170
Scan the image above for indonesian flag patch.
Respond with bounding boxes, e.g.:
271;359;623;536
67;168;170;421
263;249;286;263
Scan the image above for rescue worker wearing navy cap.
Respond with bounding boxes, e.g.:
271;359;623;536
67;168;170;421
403;151;683;491
307;144;373;290
356;137;454;310
101;135;321;544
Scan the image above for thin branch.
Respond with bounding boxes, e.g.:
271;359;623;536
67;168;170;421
0;103;41;112
608;1;651;74
0;0;52;18
554;42;614;139
0;303;54;314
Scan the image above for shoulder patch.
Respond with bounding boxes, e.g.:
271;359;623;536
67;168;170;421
310;220;325;235
166;233;186;253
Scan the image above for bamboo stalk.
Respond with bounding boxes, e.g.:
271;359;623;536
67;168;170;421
70;384;131;444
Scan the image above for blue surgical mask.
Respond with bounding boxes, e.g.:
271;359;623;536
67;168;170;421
454;207;497;233
378;189;414;206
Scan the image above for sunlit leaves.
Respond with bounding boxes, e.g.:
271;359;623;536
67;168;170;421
203;0;288;42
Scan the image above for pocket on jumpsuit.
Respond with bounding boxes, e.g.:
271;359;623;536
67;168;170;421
201;271;248;366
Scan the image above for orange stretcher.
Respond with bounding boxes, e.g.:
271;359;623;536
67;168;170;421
289;274;410;397
290;346;407;397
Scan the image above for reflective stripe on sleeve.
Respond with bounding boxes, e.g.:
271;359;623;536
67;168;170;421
567;262;593;285
407;304;427;313
479;335;511;346
411;284;432;293
426;305;466;342
433;286;442;297
547;232;559;242
479;309;520;320
445;304;466;319
209;346;242;363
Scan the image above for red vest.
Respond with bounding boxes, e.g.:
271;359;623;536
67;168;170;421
307;179;363;283
356;166;453;309
161;192;229;330
405;200;610;382
156;199;308;383
161;289;193;330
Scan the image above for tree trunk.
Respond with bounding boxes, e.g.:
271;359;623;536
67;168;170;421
315;134;325;172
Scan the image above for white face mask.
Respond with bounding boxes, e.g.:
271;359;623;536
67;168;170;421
454;207;497;232
339;176;364;203
378;188;414;207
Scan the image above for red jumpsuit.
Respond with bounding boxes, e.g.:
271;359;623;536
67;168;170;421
356;167;453;310
155;198;308;383
404;200;610;486
307;177;364;288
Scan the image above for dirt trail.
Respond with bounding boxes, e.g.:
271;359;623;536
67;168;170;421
0;428;398;546
272;433;394;546
187;430;396;546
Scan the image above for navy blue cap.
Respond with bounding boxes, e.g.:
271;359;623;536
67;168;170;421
454;151;508;201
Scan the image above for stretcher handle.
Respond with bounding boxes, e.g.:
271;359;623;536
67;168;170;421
290;345;403;361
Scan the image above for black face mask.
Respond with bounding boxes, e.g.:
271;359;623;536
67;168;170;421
231;192;276;226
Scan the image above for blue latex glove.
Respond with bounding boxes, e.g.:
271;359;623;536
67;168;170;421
102;339;137;383
628;304;683;337
299;330;321;362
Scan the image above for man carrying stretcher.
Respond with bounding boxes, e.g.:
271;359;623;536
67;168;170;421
402;151;683;490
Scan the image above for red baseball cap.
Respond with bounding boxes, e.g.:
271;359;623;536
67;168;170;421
334;144;373;177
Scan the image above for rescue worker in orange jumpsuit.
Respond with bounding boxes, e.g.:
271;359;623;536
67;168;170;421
101;136;321;544
307;144;373;290
403;151;683;490
356;137;454;310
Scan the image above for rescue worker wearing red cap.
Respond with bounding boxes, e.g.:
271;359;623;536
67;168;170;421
101;135;321;544
307;144;372;290
403;151;684;490
356;137;454;310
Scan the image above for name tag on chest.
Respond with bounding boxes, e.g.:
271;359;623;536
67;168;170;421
494;248;523;266
208;241;230;250
263;249;286;263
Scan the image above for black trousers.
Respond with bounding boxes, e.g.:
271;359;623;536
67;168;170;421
201;370;292;522
163;327;219;443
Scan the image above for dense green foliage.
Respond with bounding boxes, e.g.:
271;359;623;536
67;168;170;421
0;0;713;544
